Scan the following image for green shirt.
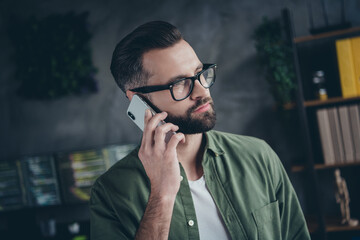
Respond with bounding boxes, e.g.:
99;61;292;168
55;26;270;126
90;130;310;240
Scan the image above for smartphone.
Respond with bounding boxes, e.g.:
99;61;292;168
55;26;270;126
127;94;175;142
127;94;156;131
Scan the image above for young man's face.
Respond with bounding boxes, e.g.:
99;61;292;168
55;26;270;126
141;39;216;134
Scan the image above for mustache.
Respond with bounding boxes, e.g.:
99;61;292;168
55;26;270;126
188;97;213;114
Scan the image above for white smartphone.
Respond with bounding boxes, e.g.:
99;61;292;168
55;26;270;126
127;94;175;142
127;94;156;131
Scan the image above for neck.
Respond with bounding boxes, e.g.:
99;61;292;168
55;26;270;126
177;132;206;181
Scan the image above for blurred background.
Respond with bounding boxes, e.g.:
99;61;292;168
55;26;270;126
1;0;360;239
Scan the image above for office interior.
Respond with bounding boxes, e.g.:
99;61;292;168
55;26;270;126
1;0;360;239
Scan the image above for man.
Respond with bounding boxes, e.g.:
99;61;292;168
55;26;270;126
90;21;310;240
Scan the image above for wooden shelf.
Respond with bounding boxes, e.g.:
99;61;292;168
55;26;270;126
326;218;360;232
326;223;360;232
294;26;360;43
282;96;360;110
292;161;360;172
304;96;360;108
306;216;360;233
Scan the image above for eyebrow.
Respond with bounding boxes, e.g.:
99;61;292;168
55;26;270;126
166;63;204;84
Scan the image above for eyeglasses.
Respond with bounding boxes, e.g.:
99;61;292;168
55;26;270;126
130;63;217;101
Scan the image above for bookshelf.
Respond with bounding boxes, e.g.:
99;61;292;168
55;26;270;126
283;9;360;240
0;144;137;240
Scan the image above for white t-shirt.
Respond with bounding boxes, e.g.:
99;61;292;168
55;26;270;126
188;175;231;240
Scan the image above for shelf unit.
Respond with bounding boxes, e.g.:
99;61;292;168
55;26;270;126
282;9;360;240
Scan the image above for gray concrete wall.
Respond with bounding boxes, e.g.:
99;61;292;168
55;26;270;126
1;0;359;164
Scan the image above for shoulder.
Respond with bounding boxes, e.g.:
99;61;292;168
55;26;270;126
207;130;271;155
207;130;281;172
92;146;149;196
207;130;284;189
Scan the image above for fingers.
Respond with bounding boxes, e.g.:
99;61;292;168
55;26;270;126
142;110;176;146
142;110;165;146
154;123;179;144
144;111;167;133
141;109;154;146
166;132;185;150
141;110;184;151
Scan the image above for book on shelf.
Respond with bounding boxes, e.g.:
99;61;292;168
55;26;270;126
328;107;346;163
316;104;360;165
335;36;360;98
338;106;355;163
0;160;26;211
316;108;336;164
351;37;360;95
20;155;61;206
56;149;107;204
349;104;360;161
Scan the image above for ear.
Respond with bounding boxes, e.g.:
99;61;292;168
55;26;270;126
126;90;136;101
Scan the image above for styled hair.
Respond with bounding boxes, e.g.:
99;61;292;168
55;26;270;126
110;21;183;93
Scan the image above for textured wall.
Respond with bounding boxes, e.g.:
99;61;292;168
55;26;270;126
0;0;359;165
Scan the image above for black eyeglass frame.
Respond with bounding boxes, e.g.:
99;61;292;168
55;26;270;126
130;63;217;101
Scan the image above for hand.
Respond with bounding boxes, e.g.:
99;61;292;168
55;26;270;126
138;110;185;199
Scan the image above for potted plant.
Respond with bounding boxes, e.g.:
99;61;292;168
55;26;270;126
253;17;296;110
8;12;98;100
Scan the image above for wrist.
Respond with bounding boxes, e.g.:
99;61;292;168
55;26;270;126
149;190;177;207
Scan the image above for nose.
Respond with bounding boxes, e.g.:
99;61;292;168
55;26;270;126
189;79;209;100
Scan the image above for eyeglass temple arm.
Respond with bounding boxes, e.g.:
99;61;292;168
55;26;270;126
130;84;170;94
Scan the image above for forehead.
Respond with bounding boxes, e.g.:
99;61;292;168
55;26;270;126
142;40;201;85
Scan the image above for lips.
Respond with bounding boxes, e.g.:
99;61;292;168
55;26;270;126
193;102;211;113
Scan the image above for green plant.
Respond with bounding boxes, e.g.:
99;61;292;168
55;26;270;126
8;12;97;100
254;17;296;109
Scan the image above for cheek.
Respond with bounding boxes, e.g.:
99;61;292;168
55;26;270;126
163;102;187;116
148;92;194;116
149;92;175;112
156;99;189;116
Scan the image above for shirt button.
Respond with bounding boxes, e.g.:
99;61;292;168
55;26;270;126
188;220;194;227
180;176;184;181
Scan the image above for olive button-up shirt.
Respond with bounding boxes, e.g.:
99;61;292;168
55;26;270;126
90;130;310;240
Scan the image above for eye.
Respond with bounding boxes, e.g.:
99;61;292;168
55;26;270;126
172;79;191;92
173;79;186;87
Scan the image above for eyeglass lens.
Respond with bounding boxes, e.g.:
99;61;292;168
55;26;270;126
172;67;215;100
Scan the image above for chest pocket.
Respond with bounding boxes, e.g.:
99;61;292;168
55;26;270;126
252;200;281;240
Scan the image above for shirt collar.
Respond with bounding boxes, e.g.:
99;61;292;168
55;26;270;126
204;130;225;156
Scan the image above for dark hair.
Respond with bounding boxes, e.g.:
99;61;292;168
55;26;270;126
110;21;183;93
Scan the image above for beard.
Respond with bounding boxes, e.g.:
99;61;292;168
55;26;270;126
165;97;216;134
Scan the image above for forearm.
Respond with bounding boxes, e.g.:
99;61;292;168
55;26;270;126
135;111;184;239
135;192;176;240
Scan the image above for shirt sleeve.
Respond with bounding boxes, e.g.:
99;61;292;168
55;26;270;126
89;179;130;240
266;144;311;240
